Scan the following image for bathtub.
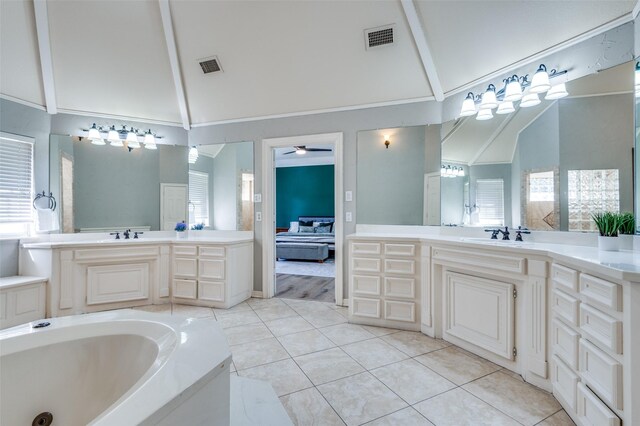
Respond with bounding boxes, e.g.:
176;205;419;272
0;310;231;425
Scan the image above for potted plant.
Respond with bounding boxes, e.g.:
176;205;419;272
592;212;622;251
175;221;188;239
191;223;205;231
618;212;636;250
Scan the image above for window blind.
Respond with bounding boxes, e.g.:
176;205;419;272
476;179;504;226
0;136;34;230
189;170;209;226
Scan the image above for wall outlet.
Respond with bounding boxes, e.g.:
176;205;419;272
345;191;353;202
253;194;262;203
346;212;352;222
256;212;262;222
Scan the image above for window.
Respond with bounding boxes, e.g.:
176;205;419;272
0;134;34;236
568;169;619;232
528;171;554;202
476;179;504;226
188;170;209;227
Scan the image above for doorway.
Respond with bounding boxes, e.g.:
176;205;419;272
261;133;344;305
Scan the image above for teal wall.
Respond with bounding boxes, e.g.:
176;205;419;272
276;165;334;228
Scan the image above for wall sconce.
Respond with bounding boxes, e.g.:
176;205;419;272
384;135;390;149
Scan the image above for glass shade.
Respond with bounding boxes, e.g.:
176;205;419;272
188;147;199;164
479;87;498;110
144;132;155;145
520;92;541;107
88;125;101;141
91;138;105;146
126;131;140;149
144;142;157;150
496;101;515;115
296;148;306;155
530;66;551;93
476;108;493;120
460;96;477;116
503;79;523;102
545;83;568;100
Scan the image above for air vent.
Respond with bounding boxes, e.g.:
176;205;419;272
198;56;223;74
365;25;395;50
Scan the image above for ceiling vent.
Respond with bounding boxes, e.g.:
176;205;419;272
198;56;223;74
364;25;395;50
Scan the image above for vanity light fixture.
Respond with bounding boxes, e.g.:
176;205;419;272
458;63;568;120
384;135;390;149
144;130;157;150
126;128;140;149
81;124;163;151
188;146;199;164
441;164;465;178
107;126;123;147
88;123;101;141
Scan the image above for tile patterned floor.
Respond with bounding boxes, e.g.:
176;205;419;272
132;300;575;426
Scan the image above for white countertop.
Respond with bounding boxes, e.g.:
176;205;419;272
0;276;47;290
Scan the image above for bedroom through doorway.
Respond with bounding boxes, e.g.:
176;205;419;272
273;144;336;303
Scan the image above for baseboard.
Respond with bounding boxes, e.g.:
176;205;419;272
251;291;264;299
342;298;349;307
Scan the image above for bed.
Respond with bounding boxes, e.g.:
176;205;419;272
276;216;335;261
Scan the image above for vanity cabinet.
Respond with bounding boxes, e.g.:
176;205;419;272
550;263;624;426
348;239;421;331
0;277;47;329
171;242;253;309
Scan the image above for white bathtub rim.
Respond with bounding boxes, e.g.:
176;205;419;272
0;310;231;425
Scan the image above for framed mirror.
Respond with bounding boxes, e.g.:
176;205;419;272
441;61;634;231
187;141;254;231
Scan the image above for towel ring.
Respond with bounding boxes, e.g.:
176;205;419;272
33;191;57;211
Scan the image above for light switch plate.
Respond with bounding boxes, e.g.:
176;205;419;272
254;194;262;203
256;212;262;221
346;212;352;222
345;191;353;202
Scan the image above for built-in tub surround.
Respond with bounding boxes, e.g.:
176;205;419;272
18;230;253;316
348;224;640;426
0;310;231;425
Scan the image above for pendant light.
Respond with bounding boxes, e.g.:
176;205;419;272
520;92;541;108
126;128;140;149
545;83;568;100
530;64;551;93
144;130;157;150
476;108;493;120
496;101;515;115
460;92;477;116
479;84;498;110
188;146;199;164
503;76;523;102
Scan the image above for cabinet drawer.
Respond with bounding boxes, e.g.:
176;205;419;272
352;275;380;296
198;280;225;302
351;242;381;256
384;300;415;322
552;264;579;293
579;339;622;410
552;355;580;413
576;382;620;426
199;259;225;280
384;243;416;257
173;279;197;299
552;318;580;369
552;289;580;326
174;245;197;256
174;257;197;279
351;297;381;319
199;246;225;258
580;304;622;354
352;257;381;273
384;259;415;275
580;274;621;312
384;277;415;299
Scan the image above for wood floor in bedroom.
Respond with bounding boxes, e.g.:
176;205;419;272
276;273;335;303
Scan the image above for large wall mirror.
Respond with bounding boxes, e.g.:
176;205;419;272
441;61;634;232
188;141;254;231
49;135;188;233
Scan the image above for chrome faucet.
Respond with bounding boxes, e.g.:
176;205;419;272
514;226;531;242
110;232;120;240
123;229;131;239
484;226;510;240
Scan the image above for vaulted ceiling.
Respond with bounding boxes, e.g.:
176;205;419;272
0;0;634;128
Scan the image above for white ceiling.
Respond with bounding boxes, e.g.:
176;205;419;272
0;1;634;126
274;144;335;168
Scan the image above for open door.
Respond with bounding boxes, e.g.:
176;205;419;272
161;183;188;230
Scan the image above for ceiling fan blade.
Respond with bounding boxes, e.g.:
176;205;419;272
306;148;333;152
282;150;296;155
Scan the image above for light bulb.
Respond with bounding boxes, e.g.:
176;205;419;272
503;76;523;102
126;128;140;149
296;148;306;155
479;84;498;110
545;83;568;100
460;93;477;116
530;64;551;93
188;146;199;164
88;123;101;141
91;137;105;146
520;92;541;108
496;101;515;115
476;108;493;120
107;126;121;145
458;167;465;177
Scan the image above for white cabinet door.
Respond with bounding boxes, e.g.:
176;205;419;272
86;263;150;305
444;271;515;360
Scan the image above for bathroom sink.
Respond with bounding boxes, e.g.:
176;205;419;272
460;237;532;247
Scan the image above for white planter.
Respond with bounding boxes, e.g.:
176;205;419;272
176;231;188;240
598;236;619;252
618;234;634;251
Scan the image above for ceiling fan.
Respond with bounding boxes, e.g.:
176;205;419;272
282;145;333;155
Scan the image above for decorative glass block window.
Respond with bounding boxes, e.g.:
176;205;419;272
188;170;209;227
568;169;619;232
476;179;505;226
0;134;34;236
529;171;554;202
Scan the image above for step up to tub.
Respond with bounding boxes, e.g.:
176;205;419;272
230;376;293;426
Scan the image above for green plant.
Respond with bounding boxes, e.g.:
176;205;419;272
591;212;622;237
618;212;636;235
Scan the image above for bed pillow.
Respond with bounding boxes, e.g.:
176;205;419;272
315;224;332;233
299;225;315;233
299;220;314;227
288;221;299;232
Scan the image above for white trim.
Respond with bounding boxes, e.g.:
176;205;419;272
0;94;47;111
441;117;468;145
159;0;191;131
633;0;640;19
445;13;634;98
0;132;36;144
251;290;264;299
566;90;633;99
33;0;57;114
191;96;435;127
261;132;344;305
469;111;519;166
400;0;444;101
55;108;184;128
